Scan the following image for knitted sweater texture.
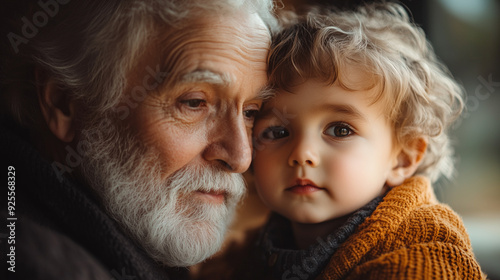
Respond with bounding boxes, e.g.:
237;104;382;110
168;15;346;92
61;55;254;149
318;176;486;280
196;176;486;280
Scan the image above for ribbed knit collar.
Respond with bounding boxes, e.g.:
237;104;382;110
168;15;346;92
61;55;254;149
258;195;384;280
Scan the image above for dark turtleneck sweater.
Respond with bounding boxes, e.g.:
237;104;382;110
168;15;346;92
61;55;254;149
0;118;188;279
257;196;384;280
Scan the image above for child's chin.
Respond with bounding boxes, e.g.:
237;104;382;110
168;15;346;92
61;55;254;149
285;213;330;224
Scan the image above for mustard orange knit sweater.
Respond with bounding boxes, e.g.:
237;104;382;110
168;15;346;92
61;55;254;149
195;176;486;280
318;176;486;280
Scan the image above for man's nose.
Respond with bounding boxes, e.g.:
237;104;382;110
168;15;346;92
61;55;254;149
203;115;252;173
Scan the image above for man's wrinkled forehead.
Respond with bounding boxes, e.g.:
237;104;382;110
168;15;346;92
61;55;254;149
126;15;270;87
160;13;269;57
150;14;269;86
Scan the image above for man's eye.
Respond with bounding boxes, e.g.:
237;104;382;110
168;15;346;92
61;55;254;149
324;123;353;138
180;99;206;108
243;109;259;120
260;126;289;140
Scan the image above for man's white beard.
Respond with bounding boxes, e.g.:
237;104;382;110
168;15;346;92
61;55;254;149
78;117;246;267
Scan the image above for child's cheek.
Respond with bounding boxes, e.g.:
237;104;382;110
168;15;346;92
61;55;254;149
325;144;373;188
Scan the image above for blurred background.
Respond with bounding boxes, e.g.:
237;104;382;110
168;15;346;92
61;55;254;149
235;0;500;279
288;0;500;278
426;0;500;278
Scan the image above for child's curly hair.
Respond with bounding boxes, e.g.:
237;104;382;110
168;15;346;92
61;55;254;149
267;2;465;182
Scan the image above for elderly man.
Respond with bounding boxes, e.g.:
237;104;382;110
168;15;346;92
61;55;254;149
0;0;275;279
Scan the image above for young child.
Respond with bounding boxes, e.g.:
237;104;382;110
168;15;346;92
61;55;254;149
244;2;486;280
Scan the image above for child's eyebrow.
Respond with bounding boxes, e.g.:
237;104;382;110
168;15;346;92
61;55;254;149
321;104;367;121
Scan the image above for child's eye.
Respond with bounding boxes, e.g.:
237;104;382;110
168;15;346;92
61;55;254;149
324;122;353;138
260;126;289;140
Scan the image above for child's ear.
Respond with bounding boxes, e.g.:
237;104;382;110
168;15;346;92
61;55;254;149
36;70;77;143
386;137;427;187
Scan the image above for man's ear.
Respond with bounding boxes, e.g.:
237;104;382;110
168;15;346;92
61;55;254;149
36;70;77;143
386;137;427;187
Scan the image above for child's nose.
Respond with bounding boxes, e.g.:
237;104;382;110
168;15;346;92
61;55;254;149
287;140;320;167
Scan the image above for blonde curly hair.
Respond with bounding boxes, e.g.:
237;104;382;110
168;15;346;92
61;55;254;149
268;2;464;182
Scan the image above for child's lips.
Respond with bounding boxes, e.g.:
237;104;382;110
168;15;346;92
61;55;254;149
286;179;323;194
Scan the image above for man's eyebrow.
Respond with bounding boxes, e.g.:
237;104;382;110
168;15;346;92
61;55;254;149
178;70;275;102
321;103;367;121
179;69;231;86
